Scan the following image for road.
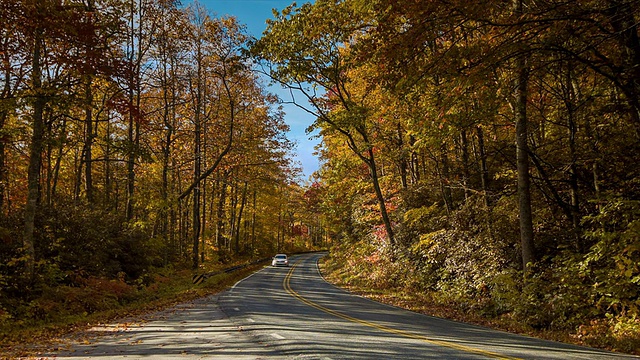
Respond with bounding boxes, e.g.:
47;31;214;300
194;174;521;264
45;252;637;359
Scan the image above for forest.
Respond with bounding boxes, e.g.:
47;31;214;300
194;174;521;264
254;0;640;353
0;0;325;342
1;0;640;354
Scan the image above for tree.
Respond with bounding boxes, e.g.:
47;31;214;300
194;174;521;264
512;0;535;274
121;0;157;220
23;0;49;279
253;0;397;251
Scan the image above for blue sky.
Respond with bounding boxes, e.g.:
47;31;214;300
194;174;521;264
194;0;320;182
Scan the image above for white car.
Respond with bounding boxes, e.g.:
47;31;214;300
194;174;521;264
271;254;289;267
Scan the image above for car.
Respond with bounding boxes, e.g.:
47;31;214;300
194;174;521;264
271;253;289;267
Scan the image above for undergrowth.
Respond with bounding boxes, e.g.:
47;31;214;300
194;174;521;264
320;252;640;356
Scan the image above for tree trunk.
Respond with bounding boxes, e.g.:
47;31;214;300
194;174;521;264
397;123;408;189
169;159;178;261
366;147;395;248
440;142;453;213
0;110;6;213
192;42;203;269
234;181;248;254
82;0;95;204
83;72;94;204
125;0;136;220
514;0;535;274
216;175;228;252
277;210;282;252
160;36;177;262
74;144;83;202
476;125;491;208
607;1;640;138
23;22;46;279
104;117;112;208
229;176;237;252
408;135;420;184
251;188;256;253
460;129;470;201
201;105;209;264
0;35;12;213
565;61;583;252
126;0;143;220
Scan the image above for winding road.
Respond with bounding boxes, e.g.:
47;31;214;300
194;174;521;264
47;252;637;359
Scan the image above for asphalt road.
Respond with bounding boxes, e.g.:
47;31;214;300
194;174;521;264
45;252;638;359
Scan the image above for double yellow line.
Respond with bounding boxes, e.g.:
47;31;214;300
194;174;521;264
283;261;520;360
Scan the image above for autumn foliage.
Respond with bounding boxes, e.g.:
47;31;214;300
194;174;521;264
3;0;640;355
255;0;640;354
0;0;322;344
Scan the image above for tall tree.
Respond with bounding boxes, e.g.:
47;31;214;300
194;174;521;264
122;0;156;220
512;0;535;273
23;0;51;279
253;0;397;250
186;2;207;269
0;0;26;214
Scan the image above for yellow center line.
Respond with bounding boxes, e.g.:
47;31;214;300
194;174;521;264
283;261;521;360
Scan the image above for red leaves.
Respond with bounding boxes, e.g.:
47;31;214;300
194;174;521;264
106;95;145;124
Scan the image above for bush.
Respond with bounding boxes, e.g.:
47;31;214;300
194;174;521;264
580;198;640;320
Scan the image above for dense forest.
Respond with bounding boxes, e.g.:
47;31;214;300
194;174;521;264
2;0;640;354
255;0;640;353
0;0;325;335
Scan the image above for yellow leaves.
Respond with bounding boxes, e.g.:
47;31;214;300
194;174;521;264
494;169;517;181
403;204;438;228
411;229;446;255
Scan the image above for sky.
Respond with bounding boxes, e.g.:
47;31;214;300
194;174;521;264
195;0;321;182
